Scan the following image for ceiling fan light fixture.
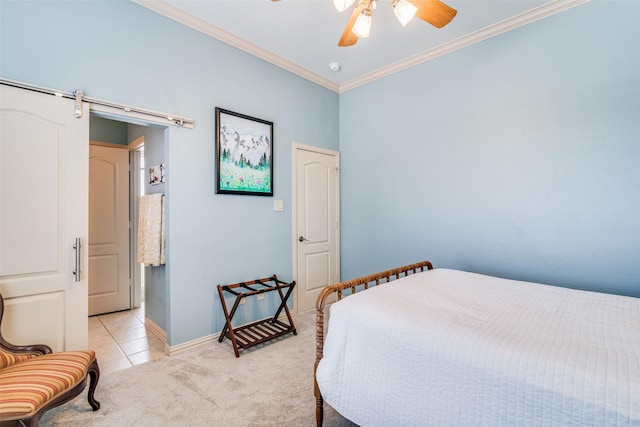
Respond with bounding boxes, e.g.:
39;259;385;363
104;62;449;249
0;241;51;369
337;0;456;47
392;0;418;26
352;9;372;38
333;0;356;12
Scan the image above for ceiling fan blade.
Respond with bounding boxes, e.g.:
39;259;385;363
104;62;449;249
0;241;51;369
408;0;457;28
338;1;367;47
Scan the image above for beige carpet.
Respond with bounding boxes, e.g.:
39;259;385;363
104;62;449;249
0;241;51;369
41;310;356;427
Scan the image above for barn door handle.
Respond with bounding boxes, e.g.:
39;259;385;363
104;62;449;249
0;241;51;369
72;238;81;282
298;236;308;242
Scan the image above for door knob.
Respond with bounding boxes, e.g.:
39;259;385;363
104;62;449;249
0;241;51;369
299;236;308;242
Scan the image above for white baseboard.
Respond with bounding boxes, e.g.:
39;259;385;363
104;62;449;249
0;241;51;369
167;333;220;355
147;314;293;356
144;317;169;354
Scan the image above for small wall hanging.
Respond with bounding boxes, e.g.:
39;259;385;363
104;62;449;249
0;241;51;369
149;163;165;186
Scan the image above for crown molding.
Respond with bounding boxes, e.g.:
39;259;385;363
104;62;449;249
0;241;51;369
133;0;588;95
132;0;340;93
339;0;589;92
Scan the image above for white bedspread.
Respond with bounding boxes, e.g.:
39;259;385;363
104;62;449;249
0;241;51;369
316;269;640;426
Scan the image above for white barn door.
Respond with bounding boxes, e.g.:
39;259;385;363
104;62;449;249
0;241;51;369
0;84;89;351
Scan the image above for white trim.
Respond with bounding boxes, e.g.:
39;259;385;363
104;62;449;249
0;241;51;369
167;333;219;356
340;0;589;92
165;313;291;355
133;0;587;94
130;140;145;309
292;142;341;158
128;135;146;151
132;0;339;93
145;316;170;354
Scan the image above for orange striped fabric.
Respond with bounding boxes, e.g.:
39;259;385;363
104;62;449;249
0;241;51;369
0;350;95;421
0;349;41;370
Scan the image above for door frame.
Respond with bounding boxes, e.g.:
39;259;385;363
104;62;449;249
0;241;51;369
128;136;145;308
87;133;146;312
291;142;341;315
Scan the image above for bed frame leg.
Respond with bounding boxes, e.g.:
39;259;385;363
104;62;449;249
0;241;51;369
314;358;324;426
316;395;324;427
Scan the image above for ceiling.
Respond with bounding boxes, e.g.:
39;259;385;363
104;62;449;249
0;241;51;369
134;0;586;92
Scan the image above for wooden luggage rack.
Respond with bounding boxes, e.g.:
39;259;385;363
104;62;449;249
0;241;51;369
217;275;297;357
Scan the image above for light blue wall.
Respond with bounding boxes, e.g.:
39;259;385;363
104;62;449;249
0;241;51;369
340;1;640;297
128;123;168;331
90;116;128;145
2;0;637;349
0;0;339;346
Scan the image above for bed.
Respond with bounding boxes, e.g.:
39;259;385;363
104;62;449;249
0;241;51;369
313;261;640;426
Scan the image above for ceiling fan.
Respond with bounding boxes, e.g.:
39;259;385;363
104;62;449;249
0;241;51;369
335;0;457;47
271;0;458;47
271;0;457;47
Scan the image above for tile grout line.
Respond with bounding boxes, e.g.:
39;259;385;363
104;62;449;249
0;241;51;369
94;310;162;368
96;316;133;368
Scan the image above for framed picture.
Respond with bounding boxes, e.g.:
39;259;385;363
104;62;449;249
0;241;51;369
215;107;273;196
149;163;165;186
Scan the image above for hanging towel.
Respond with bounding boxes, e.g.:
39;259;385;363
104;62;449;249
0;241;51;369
137;193;165;267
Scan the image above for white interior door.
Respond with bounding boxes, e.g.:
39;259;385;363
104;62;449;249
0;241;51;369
89;143;130;315
294;144;340;313
0;84;89;351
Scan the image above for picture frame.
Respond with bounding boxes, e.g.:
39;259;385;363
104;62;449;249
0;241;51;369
215;107;273;196
149;163;165;186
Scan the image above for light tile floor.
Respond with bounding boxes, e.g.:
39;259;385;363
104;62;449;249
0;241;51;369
88;305;167;375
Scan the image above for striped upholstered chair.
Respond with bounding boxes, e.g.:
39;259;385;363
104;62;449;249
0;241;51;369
0;294;100;426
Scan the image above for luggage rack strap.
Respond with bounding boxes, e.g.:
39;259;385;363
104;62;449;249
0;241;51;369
220;276;294;297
